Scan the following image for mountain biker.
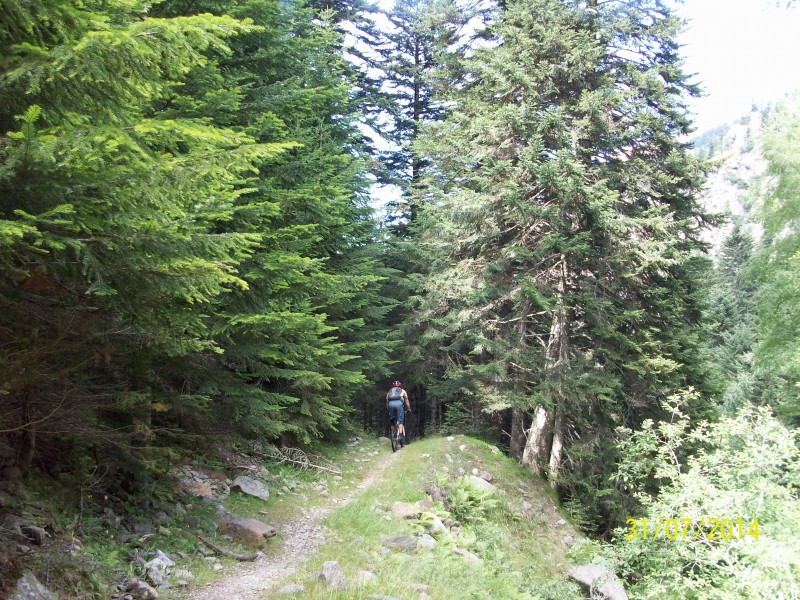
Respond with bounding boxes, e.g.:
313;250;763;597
386;380;412;444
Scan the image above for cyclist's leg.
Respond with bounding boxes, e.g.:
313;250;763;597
396;403;405;437
388;401;401;436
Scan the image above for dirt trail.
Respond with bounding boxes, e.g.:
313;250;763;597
186;447;400;600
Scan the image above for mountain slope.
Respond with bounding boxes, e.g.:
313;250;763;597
694;109;769;253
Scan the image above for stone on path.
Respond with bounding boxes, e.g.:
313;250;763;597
232;475;270;501
217;517;277;546
318;560;347;590
568;564;629;600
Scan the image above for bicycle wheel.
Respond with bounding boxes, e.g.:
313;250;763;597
390;425;397;452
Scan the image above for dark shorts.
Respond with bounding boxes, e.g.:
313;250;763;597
388;399;405;425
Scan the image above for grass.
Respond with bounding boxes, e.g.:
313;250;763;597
274;435;586;600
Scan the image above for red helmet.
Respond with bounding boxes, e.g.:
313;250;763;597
391;380;402;387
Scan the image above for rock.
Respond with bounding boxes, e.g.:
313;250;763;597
277;583;306;595
467;475;497;492
123;578;159;600
458;444;467;451
489;445;501;453
452;547;481;564
568;564;628;600
8;573;57;600
318;560;346;590
16;544;31;554
356;570;378;585
151;550;174;568
20;525;47;546
479;471;493;482
378;437;390;443
447;436;455;441
411;583;429;593
132;522;153;535
450;526;460;534
563;534;575;547
391;502;422;519
382;535;418;551
154;512;170;525
174;503;186;515
418;499;433;510
232;476;270;502
424;483;448;503
367;596;401;600
424;514;448;537
416;534;437;550
170;569;194;583
217;518;277;546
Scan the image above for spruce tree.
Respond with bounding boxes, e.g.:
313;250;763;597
0;0;280;471
412;0;712;525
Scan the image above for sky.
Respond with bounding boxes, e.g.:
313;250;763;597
675;0;800;133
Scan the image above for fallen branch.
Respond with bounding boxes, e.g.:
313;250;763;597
271;455;342;476
262;446;342;476
196;534;261;561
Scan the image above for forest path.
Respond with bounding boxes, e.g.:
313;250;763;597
186;443;400;600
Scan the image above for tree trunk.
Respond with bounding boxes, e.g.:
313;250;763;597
509;408;527;460
521;255;569;480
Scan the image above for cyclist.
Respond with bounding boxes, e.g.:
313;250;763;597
386;380;412;444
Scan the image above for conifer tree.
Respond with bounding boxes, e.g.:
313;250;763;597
0;0;281;470
412;0;712;523
151;0;395;442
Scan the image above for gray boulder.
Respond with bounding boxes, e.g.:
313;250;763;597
318;560;347;590
232;475;270;501
8;573;58;600
382;534;418;551
467;475;497;492
568;564;628;600
217;518;277;546
123;578;159;600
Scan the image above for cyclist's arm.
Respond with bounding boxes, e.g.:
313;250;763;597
402;389;411;411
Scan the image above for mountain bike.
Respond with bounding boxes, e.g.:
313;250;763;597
389;417;403;452
389;411;410;452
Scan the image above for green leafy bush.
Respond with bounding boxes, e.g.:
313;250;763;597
612;397;800;598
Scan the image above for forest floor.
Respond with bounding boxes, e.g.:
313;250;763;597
180;442;401;599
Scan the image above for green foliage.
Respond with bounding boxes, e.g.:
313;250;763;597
751;93;800;424
444;476;501;525
612;400;800;598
